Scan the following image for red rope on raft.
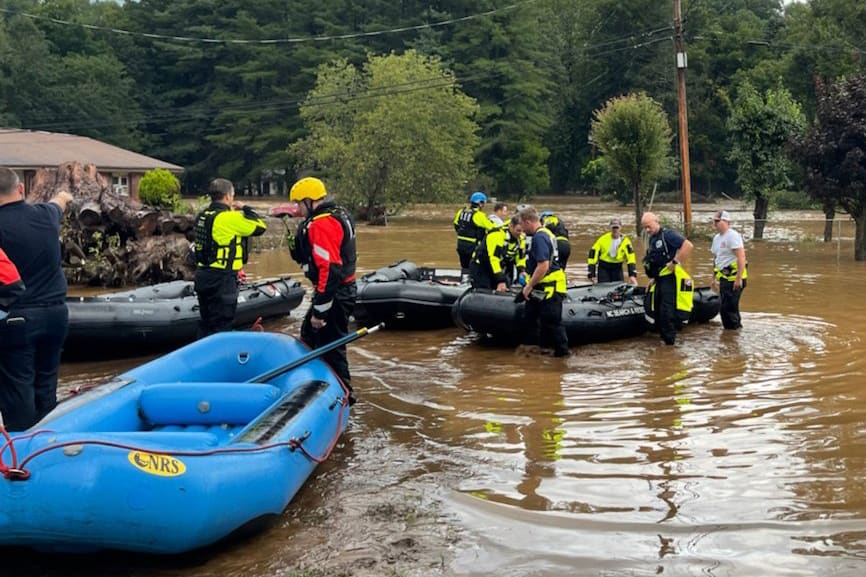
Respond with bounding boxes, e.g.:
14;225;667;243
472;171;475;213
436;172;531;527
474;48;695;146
0;382;352;478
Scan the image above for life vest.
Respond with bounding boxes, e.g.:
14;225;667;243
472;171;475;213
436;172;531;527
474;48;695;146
502;230;526;269
714;261;748;282
292;202;357;285
194;204;237;269
454;206;487;243
645;265;694;323
541;214;569;241
530;227;567;298
643;228;679;279
472;226;526;283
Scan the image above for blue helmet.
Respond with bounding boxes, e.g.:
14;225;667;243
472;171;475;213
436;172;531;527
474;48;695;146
540;210;554;218
469;191;487;205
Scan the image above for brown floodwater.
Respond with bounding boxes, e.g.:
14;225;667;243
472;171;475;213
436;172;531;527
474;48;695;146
20;200;866;577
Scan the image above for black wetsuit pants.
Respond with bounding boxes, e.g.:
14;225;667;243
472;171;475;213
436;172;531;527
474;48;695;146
719;278;746;329
0;303;68;431
195;268;239;338
524;293;569;356
469;260;498;290
301;282;357;389
597;261;625;283
653;274;679;345
456;239;477;273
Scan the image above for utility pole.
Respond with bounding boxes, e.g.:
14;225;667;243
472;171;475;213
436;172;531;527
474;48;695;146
673;0;692;234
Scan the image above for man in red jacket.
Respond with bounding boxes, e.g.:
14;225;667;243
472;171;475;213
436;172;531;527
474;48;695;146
288;177;357;401
0;247;24;320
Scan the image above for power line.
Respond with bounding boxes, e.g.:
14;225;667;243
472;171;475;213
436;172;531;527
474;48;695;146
0;1;536;45
1;70;503;136
748;38;865;55
2;23;677;136
579;25;673;54
587;35;672;59
5;71;474;132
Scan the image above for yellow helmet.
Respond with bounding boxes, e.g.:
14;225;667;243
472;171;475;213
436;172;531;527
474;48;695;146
290;177;327;202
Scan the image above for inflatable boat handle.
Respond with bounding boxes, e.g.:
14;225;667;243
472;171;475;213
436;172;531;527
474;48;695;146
249;323;385;384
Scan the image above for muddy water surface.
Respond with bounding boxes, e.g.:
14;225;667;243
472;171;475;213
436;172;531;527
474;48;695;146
19;201;866;577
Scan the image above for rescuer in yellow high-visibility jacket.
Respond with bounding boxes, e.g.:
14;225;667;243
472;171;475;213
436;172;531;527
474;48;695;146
469;216;526;291
193;178;266;337
454;191;495;273
587;218;637;284
540;210;571;271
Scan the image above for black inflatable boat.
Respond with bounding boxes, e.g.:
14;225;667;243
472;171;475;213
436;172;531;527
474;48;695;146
353;260;469;329
452;282;720;345
65;276;305;358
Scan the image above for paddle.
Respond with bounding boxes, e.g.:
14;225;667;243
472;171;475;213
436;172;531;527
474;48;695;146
249;323;385;384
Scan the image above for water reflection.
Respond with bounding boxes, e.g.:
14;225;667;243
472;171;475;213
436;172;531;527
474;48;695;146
48;203;866;577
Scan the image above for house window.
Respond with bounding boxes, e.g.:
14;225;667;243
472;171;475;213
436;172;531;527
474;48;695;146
112;175;129;196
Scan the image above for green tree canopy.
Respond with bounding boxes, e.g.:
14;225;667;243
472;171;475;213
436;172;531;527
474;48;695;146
540;0;671;193
4;0;865;206
0;3;143;149
727;82;805;239
795;74;866;260
683;0;786;197
434;1;553;197
590;93;673;232
291;50;480;219
776;0;866;116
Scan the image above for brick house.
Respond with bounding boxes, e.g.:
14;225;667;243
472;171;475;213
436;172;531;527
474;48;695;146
0;129;183;200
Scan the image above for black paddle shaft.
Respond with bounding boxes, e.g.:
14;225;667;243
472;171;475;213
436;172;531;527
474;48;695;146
249;323;385;384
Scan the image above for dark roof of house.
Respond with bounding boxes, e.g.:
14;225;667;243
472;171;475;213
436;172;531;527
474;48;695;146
0;129;183;173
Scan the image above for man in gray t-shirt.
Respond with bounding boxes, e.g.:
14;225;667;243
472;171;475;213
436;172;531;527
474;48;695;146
710;210;747;329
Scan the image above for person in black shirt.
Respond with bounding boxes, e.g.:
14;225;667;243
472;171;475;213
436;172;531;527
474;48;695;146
640;212;693;345
0;167;73;431
517;207;569;357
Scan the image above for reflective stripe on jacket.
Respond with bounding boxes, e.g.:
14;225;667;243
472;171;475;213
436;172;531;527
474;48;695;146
647;264;694;319
532;227;567;298
587;232;637;277
454;206;495;243
194;203;267;271
293;202;357;318
472;226;526;284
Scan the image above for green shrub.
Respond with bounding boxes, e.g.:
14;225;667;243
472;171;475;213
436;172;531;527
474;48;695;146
138;169;181;209
772;189;819;210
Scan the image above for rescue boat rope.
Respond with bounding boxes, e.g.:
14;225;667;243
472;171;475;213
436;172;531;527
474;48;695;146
0;382;350;479
0;323;381;480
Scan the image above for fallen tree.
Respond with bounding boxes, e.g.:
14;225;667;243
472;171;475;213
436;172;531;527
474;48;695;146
28;162;196;286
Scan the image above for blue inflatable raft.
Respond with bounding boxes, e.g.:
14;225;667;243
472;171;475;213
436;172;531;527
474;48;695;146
0;330;358;554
